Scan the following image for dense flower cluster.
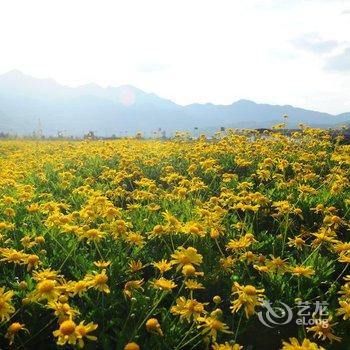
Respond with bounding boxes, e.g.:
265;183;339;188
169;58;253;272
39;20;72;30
0;128;350;349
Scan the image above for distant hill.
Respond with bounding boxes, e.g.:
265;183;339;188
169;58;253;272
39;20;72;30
0;70;348;136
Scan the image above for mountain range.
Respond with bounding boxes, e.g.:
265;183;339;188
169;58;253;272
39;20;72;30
0;70;349;137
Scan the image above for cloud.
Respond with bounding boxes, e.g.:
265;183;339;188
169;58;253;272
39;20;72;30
325;47;350;71
135;63;171;73
256;0;350;11
341;9;350;14
291;32;340;54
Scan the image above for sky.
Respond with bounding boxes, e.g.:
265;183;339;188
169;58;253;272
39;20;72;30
1;0;350;114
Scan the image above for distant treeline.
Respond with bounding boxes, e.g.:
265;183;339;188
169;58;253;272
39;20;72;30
1;127;350;143
255;127;350;144
0;132;11;139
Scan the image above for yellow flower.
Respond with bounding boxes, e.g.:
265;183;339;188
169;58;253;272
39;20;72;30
171;246;203;270
185;279;205;290
152;259;172;273
182;222;205;237
67;280;90;297
0;248;28;265
197;316;232;341
181;263;204;277
311;228;338;247
254;264;269;273
307;317;341;343
150;224;166;237
212;343;243;350
53;319;78;346
0;221;15;230
226;233;256;251
79;229;106;242
32;268;62;281
213;295;222;305
267;256;288;272
171;296;207;322
93;260;111;268
47;301;80;322
128;260;143;272
151;278;177;291
336;300;350;320
104;206;121;220
124;279;144;298
0;287;15;322
2;196;16;205
18;281;28;290
5;322;28;345
27;203;40;213
127;203;142;210
4;207;16;217
230;283;265;318
281;337;325;350
35;235;45;244
145;318;163;336
338;282;350;298
288;235;306;250
20;235;36;249
210;228;221;239
147;203;161;212
25;254;41;271
75;320;98;348
125;232;145;247
85;269;110;294
32;279;62;301
289;266;315;278
124;342;140;350
338;252;350;263
163;211;181;229
219;256;235;271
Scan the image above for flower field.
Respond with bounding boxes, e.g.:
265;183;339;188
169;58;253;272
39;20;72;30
1;129;350;349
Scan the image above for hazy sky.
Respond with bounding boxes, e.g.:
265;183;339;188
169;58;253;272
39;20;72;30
1;0;350;114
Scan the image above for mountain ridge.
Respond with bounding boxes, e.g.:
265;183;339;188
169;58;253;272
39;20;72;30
0;70;348;136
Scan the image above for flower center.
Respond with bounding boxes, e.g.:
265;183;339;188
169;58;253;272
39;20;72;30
95;274;108;284
243;285;256;295
39;280;55;293
9;323;22;333
60;320;76;335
